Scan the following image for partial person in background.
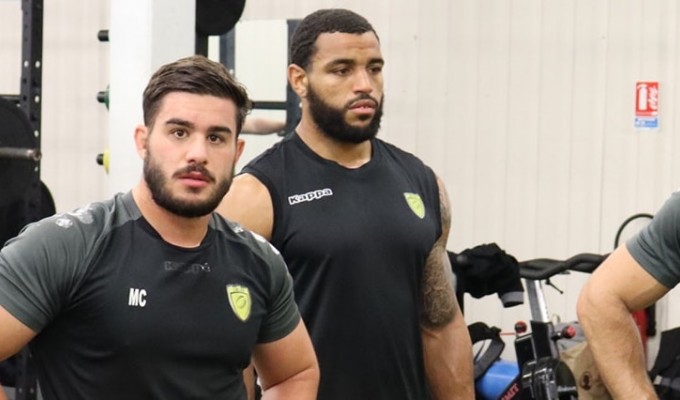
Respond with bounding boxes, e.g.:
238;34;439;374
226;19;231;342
0;55;318;400
218;8;473;400
577;192;680;399
242;116;285;136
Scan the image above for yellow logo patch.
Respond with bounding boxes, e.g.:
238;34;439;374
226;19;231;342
226;285;251;322
404;193;425;219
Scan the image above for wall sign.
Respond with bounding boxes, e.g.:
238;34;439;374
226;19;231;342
635;81;659;129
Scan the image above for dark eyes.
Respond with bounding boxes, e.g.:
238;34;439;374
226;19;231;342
207;134;224;144
333;65;383;76
172;129;188;138
171;130;225;144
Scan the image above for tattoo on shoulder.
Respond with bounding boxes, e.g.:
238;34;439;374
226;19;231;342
420;177;456;328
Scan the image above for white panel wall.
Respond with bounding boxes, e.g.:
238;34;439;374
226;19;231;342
239;0;680;361
3;0;680;361
107;0;196;195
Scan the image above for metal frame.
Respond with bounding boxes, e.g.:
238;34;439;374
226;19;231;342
7;1;43;399
219;19;301;136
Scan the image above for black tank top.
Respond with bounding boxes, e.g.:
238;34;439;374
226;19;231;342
244;133;441;400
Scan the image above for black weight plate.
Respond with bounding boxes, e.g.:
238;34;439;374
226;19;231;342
0;97;36;208
196;0;246;36
0;180;55;247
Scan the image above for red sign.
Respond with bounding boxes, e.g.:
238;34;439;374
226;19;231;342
635;81;659;117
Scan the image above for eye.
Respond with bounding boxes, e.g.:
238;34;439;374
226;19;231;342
172;129;188;139
369;64;383;74
333;67;351;76
207;133;224;144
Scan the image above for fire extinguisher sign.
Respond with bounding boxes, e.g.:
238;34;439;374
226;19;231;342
635;81;659;129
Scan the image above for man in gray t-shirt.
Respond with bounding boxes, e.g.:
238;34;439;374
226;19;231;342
577;191;680;399
0;55;318;400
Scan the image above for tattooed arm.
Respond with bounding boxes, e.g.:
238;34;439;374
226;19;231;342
420;176;474;400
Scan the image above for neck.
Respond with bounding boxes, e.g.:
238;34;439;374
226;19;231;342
296;118;372;169
132;183;210;248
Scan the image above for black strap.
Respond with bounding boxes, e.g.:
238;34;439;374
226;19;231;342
468;322;506;380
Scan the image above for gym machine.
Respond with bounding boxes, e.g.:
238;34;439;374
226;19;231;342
219;18;302;136
0;1;53;400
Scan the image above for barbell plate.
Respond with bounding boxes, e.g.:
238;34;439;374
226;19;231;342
0;96;37;208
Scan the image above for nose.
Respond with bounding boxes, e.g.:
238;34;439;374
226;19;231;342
185;135;209;164
353;69;374;94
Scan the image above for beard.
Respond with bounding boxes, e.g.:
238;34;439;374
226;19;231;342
307;84;383;144
143;148;233;218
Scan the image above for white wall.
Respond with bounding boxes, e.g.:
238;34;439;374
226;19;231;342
238;0;680;361
2;0;680;362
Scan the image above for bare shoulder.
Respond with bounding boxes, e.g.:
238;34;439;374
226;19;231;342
419;174;457;328
217;173;274;239
434;174;451;234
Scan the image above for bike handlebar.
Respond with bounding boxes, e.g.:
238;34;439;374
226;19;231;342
518;253;608;280
564;252;608;273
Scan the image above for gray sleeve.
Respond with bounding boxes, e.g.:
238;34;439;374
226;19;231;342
0;213;90;331
257;244;301;344
627;191;680;289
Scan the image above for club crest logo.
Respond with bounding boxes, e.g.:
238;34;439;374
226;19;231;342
404;193;425;219
226;284;251;322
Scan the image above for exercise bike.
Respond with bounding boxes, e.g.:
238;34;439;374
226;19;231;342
474;252;606;400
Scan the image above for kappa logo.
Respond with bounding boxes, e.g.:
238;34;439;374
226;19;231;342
404;193;425;219
288;188;333;205
226;284;251;322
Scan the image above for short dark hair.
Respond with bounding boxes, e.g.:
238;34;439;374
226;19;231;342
142;55;252;133
290;9;378;70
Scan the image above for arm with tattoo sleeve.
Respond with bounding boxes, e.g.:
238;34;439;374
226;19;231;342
420;176;474;399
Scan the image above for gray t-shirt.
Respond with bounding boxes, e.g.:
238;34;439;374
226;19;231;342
627;190;680;288
0;192;300;400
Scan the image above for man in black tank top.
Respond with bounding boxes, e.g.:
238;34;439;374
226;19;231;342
0;55;319;400
219;9;473;400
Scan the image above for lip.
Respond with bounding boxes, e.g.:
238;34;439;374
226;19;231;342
177;172;210;187
349;99;377;109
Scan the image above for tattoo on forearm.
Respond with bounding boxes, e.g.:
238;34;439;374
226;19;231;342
421;250;457;328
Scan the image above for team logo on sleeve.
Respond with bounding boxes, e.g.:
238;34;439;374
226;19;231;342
404;193;426;219
226;285;251;322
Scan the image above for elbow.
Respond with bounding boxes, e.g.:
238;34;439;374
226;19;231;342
576;283;599;331
421;300;464;331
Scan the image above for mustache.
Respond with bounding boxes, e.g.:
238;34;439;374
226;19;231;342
173;164;215;182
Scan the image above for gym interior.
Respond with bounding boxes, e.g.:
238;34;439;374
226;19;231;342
2;0;680;398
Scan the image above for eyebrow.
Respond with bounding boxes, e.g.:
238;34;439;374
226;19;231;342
164;118;233;135
327;57;385;68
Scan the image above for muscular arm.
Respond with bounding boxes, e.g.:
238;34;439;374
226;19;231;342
217;173;274;240
420;176;474;400
0;306;36;363
0;305;36;400
220;173;278;398
242;117;285;136
252;320;319;400
577;245;668;399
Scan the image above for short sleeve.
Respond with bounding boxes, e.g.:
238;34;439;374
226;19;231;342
0;214;89;331
257;246;300;343
627;192;680;289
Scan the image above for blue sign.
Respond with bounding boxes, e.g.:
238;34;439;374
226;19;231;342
635;116;659;129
